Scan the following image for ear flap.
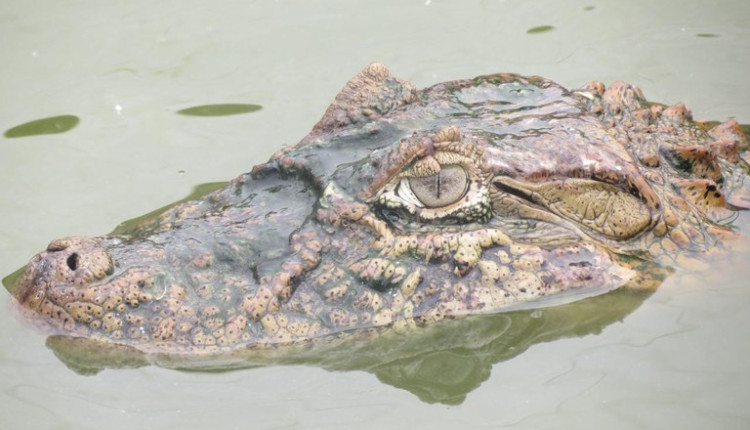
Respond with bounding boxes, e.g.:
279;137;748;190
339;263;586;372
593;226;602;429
672;179;734;222
659;144;723;183
312;63;417;134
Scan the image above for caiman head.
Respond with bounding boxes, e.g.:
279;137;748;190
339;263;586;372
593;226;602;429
6;63;749;354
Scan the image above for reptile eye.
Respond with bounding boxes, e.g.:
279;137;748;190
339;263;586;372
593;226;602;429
408;165;469;208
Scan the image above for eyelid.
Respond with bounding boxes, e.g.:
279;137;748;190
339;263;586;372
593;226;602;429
398;152;474;180
398;156;441;179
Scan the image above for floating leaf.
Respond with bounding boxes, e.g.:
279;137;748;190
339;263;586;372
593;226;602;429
584;6;595;11
2;266;25;295
177;104;262;117
526;25;555;35
696;33;719;38
4;115;80;138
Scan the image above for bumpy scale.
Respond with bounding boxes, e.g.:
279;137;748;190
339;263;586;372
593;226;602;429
7;63;749;355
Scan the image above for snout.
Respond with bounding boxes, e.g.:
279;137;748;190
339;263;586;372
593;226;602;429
12;236;115;305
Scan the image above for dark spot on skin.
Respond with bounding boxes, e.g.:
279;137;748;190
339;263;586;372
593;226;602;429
250;266;260;284
569;261;591;267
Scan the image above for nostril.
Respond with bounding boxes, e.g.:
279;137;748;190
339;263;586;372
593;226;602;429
66;253;80;271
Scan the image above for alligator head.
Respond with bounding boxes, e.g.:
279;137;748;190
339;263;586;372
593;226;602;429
5;63;749;356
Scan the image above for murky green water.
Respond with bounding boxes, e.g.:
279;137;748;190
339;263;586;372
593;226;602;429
1;0;749;428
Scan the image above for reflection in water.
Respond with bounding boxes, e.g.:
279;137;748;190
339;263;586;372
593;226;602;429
176;104;262;117
4;115;80;138
45;284;660;405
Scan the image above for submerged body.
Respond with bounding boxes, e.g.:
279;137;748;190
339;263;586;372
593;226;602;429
6;64;750;355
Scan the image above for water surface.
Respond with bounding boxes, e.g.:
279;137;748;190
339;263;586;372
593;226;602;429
1;0;749;428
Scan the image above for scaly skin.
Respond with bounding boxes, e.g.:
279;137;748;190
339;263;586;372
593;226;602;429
6;63;749;355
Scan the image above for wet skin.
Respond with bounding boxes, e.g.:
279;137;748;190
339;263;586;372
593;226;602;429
6;63;750;356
